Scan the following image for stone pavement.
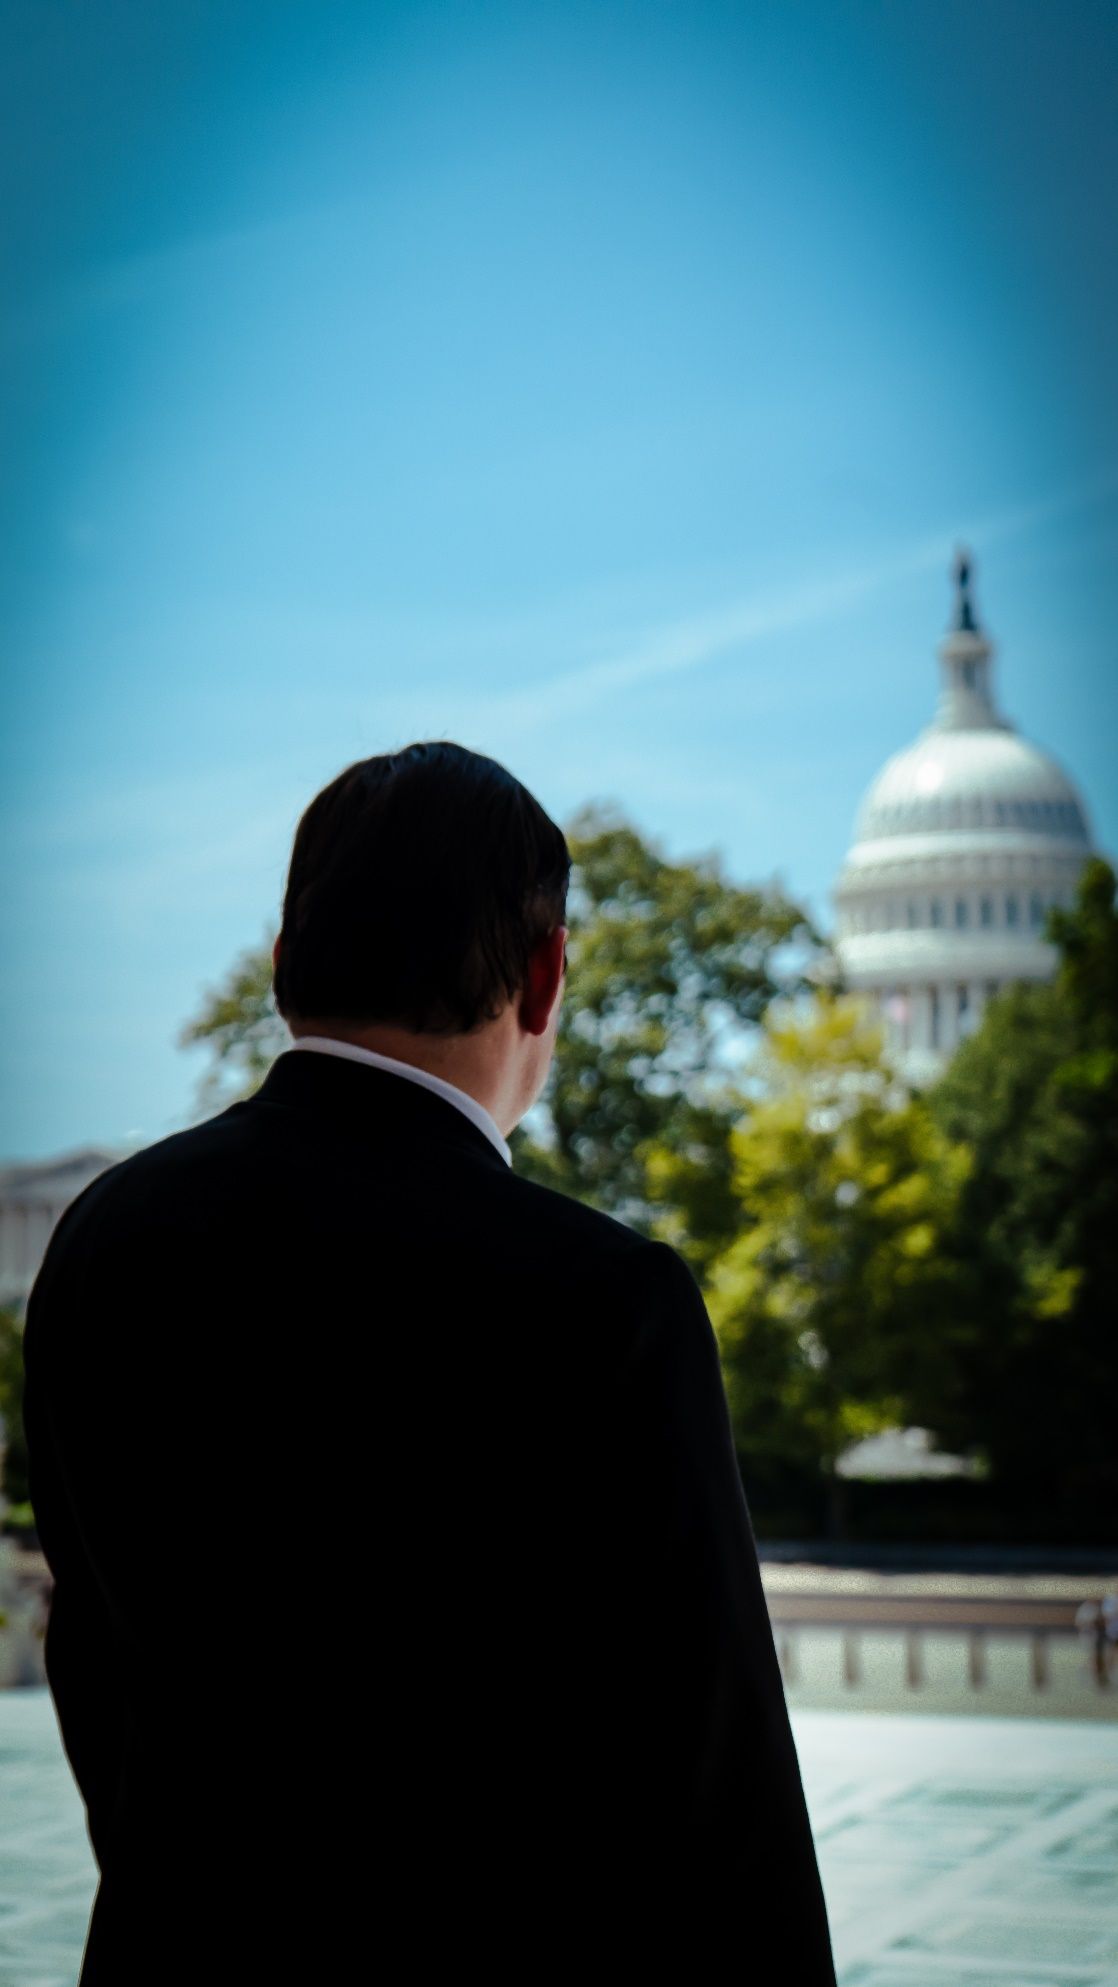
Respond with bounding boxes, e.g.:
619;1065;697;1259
802;1708;1118;1984
1;1689;1115;1985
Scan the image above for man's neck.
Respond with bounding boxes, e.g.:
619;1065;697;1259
287;1020;522;1136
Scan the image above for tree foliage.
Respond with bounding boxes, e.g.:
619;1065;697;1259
0;1304;29;1517
512;804;829;1224
173;810;1116;1536
177;934;287;1115
644;989;973;1524
923;855;1118;1504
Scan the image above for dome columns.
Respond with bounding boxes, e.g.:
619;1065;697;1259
873;978;1000;1063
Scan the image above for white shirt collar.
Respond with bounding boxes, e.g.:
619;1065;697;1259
287;1035;512;1167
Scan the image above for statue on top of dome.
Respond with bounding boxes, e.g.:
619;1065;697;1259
951;545;980;634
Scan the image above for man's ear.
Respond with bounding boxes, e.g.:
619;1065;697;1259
519;924;567;1037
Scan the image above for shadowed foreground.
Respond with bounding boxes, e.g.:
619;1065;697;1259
3;1690;1115;1986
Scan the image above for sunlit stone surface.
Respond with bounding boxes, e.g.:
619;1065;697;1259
3;1689;1115;1984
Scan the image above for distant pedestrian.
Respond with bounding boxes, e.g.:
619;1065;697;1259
1074;1598;1109;1687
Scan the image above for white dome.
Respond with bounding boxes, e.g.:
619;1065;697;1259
830;548;1096;1082
855;726;1091;847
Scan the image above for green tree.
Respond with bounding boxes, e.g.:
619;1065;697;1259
512;804;828;1226
0;1304;30;1521
924;855;1118;1507
177;933;287;1114
654;988;973;1534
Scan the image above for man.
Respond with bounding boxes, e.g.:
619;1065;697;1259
23;740;836;1981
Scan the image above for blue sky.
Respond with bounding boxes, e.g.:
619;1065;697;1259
2;0;1116;1159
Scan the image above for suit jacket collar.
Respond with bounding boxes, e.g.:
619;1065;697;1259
246;1047;513;1173
288;1034;511;1164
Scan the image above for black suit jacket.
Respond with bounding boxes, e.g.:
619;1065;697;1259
23;1046;836;1981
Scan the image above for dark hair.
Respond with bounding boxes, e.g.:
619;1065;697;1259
273;741;571;1034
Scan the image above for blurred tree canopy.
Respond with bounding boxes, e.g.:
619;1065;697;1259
510;804;829;1222
175;811;1116;1537
0;1304;30;1517
643;988;974;1530
178;940;287;1115
922;855;1118;1507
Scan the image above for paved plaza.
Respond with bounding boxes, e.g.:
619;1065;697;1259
1;1689;1115;1985
802;1708;1118;1985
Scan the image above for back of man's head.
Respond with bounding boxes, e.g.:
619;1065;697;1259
273;740;570;1035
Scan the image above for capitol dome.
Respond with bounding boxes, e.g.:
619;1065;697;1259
832;549;1095;1081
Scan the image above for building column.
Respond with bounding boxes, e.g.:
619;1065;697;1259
929;983;943;1052
968;980;984;1036
911;985;933;1052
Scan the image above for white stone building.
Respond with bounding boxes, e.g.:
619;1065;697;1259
0;1148;126;1314
832;549;1096;1084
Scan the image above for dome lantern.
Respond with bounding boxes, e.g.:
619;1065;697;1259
933;546;1005;733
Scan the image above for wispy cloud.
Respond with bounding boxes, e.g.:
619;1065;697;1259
3;767;298;936
359;465;1118;749
7;464;1113;926
1;201;325;350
